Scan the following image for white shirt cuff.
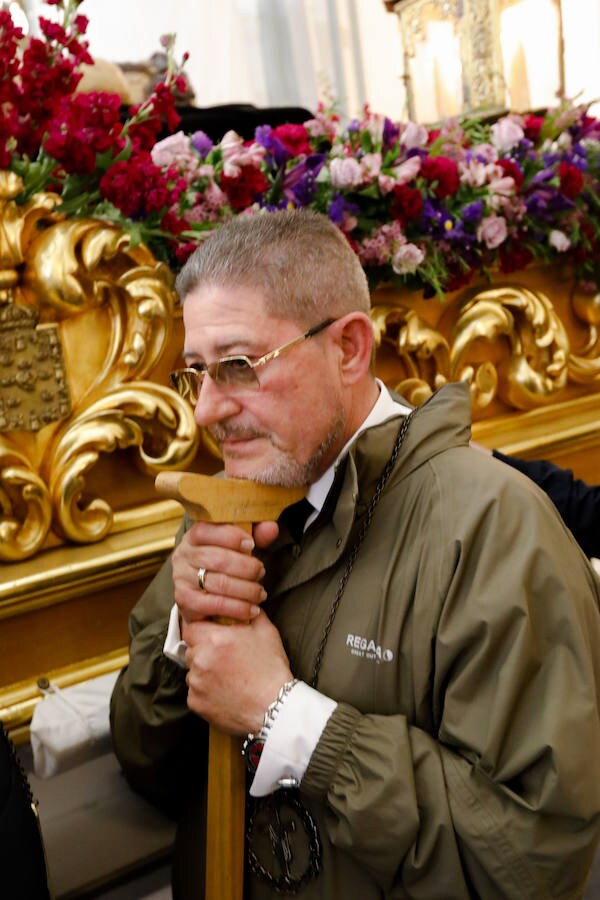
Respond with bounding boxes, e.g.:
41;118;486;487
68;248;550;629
163;603;188;668
249;682;337;797
592;557;600;576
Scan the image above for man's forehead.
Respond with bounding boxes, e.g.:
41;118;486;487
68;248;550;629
182;286;297;358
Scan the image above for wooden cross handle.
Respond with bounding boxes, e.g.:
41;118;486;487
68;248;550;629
155;470;306;900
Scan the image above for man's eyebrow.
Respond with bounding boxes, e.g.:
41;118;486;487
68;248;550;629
183;338;258;363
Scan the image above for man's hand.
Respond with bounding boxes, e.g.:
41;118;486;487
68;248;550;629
184;610;293;735
172;520;278;626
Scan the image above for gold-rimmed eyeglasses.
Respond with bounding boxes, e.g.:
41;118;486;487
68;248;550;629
169;318;336;404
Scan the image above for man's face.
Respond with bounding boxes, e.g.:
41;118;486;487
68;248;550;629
182;284;348;486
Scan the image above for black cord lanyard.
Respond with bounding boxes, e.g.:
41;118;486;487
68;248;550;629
247;409;416;894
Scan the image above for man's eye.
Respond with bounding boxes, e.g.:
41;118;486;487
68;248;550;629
226;357;251;370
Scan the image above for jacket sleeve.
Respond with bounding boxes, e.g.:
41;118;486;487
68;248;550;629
109;518;208;817
300;466;600;899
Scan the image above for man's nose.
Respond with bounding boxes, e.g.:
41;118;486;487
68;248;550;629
193;374;241;427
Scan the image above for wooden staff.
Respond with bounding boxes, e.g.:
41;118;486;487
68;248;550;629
155;471;306;900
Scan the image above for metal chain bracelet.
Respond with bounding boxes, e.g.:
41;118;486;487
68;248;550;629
242;678;299;775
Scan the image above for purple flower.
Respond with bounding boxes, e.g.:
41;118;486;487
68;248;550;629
190;130;213;158
328;194;360;226
254;125;273;149
383;117;400;149
462;200;484;223
531;167;556;185
282;154;326;206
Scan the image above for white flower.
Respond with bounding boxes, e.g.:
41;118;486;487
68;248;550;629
549;229;571;252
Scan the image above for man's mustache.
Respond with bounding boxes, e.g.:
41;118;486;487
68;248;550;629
209;423;267;443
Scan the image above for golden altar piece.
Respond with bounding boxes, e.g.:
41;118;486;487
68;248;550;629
0;170;599;736
372;265;600;484
0;171;211;736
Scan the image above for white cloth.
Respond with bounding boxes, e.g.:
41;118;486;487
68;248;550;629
592;558;600;576
249;682;337;797
162;382;411;793
30;671;119;778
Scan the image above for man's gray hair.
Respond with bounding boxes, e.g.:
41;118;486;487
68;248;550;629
175;209;370;325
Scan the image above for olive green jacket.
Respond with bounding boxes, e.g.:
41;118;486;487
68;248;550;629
110;382;600;899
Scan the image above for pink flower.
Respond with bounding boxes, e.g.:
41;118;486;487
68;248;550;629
151;131;193;167
477;214;508;249
379;156;422;194
489;173;517;197
490;117;524;153
204;180;228;210
392;155;422;184
330;156;363;189
471;143;498;164
392;242;425;274
460;159;498;188
360;152;382;180
400;122;428;150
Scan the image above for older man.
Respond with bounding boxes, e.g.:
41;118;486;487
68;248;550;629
110;209;600;899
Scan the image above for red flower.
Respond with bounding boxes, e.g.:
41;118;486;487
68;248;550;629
390;184;423;225
499;238;534;273
100;153;173;218
420;156;460;198
271;124;312;158
497;158;524;189
559;161;584;199
444;264;475;292
174;241;199;264
523;114;544;143
127;82;181;152
43;92;124;174
220;167;269;211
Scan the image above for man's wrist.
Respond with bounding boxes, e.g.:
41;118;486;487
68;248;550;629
242;678;299;776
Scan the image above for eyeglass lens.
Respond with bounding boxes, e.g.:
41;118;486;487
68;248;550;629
170;357;259;403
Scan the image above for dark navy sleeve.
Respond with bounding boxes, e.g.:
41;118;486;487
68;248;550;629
493;450;600;559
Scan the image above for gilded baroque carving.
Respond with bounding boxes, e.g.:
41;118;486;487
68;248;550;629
372;277;599;412
372;304;450;407
568;285;600;383
0;172;198;561
452;286;569;409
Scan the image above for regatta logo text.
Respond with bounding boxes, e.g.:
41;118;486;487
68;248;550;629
346;633;394;663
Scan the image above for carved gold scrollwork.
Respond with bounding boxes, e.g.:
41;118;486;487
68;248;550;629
0;176;198;560
0;444;52;561
23;218;175;395
371;304;450;406
0;171;57;279
568;287;600;383
451;286;569;410
48;384;198;544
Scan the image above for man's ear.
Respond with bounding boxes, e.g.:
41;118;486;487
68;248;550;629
331;313;375;384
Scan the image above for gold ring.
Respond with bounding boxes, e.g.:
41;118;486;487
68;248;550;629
197;566;208;591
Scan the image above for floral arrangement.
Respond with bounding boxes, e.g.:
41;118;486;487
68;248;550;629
2;0;187;242
4;0;600;299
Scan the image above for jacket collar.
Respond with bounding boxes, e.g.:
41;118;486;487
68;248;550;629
264;381;472;597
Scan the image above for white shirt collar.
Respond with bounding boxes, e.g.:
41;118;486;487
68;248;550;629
305;380;412;523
